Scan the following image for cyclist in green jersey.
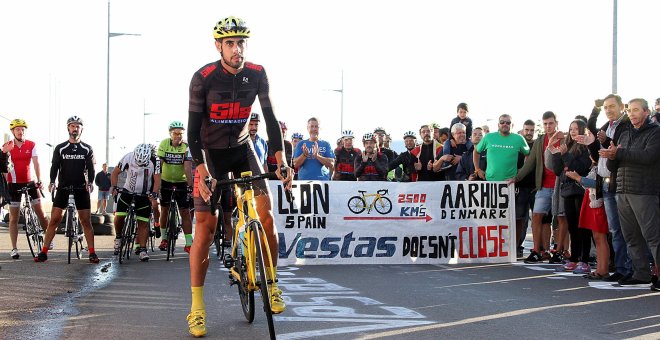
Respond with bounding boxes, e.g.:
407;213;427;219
157;121;194;253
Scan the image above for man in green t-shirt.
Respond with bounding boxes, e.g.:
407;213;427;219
157;121;194;253
474;114;529;181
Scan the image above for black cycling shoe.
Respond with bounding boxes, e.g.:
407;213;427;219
34;252;48;262
548;251;564;264
604;272;626;282
524;251;542;264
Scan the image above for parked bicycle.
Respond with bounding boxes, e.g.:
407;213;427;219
18;184;44;257
54;185;85;264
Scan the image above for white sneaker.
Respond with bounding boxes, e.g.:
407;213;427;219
139;249;149;262
113;238;121;255
10;248;19;259
48;242;54;250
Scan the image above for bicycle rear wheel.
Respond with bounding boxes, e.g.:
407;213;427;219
252;222;276;339
214;215;224;259
74;219;83;259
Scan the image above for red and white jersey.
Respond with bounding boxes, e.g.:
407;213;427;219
6;139;37;183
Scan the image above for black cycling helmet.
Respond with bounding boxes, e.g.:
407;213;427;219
67;116;84;126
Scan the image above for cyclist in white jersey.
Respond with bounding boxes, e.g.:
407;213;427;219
110;144;161;261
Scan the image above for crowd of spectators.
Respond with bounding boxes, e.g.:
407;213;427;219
271;98;659;291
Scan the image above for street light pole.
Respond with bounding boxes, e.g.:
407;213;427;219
330;70;344;134
106;0;140;165
612;0;618;94
143;99;154;143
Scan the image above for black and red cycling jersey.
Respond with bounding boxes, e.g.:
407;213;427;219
354;152;388;181
188;60;283;164
332;147;361;181
266;140;293;172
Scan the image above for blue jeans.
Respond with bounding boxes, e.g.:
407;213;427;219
603;180;632;276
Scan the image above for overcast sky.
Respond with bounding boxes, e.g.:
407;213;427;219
1;0;658;161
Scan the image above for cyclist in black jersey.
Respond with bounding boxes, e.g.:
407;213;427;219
186;16;292;338
35;116;99;263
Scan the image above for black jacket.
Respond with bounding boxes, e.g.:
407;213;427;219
388;150;416;182
551;146;592;198
607;118;660;195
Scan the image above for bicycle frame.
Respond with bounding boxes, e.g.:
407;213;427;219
19;186;44;257
361;192;385;212
229;178;276;291
56;185;85;264
212;170;285;339
115;189;150;263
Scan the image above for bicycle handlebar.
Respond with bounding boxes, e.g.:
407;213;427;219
213;171;279;186
17;183;46;201
113;188;154;203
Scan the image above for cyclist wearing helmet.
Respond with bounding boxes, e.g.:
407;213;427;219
332;130;360;181
267;121;293;173
110;143;161;261
187;16;292;336
36;116;99;263
156;121;194;253
248;112;268;170
388;131;418;182
355;133;388;181
0;119;49;259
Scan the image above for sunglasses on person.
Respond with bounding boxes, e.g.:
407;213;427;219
499;121;511;125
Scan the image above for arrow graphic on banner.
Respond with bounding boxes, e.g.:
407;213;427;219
343;215;433;222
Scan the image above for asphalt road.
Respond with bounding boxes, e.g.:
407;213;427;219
1;226;659;340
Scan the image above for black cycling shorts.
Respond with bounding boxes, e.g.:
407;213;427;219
53;187;91;210
193;142;267;213
115;193;152;222
8;182;41;205
160;180;190;209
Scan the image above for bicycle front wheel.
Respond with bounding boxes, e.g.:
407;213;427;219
24;210;41;257
374;196;393;214
236;253;255;322
166;206;178;261
67;211;74;264
252;222;276;339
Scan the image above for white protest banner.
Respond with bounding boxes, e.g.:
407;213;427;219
269;181;517;265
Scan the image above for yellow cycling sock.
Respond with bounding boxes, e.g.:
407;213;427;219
266;266;276;283
191;286;205;312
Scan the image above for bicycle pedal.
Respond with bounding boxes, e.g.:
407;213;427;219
222;255;234;269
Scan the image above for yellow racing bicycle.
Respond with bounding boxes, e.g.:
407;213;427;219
209;170;291;340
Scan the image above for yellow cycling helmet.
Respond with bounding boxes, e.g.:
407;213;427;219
213;16;250;39
9;119;28;130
